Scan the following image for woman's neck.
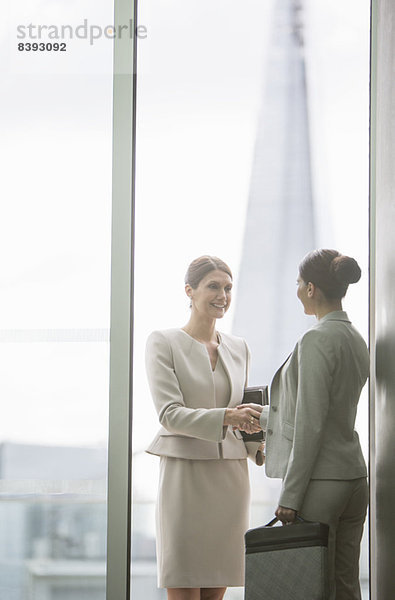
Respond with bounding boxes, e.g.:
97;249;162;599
183;315;217;343
315;300;343;320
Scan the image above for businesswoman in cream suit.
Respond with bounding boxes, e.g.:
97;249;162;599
260;249;369;600
146;256;264;600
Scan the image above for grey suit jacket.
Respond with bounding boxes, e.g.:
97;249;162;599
146;328;259;461
264;311;369;511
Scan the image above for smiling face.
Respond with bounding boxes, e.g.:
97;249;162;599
186;269;232;320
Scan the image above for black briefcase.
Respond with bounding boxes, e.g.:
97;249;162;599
245;518;329;600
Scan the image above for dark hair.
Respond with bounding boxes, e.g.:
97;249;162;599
299;249;361;299
185;256;233;289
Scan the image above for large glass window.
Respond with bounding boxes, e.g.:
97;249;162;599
133;1;370;599
0;1;114;598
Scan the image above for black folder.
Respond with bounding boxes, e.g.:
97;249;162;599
240;386;268;441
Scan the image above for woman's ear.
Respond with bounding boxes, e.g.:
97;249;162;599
307;282;315;298
185;284;193;300
185;284;193;309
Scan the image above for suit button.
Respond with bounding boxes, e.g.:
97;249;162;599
272;406;277;412
267;429;273;435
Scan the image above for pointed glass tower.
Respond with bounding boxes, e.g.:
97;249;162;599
232;0;316;385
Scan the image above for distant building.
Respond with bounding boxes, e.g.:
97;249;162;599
0;442;163;600
232;0;314;383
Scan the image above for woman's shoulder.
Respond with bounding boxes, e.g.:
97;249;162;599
298;326;332;351
219;331;248;350
296;324;342;366
147;328;185;343
146;329;187;361
147;328;195;350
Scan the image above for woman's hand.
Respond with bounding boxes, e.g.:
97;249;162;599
236;402;263;414
236;402;264;432
256;440;265;466
224;405;262;433
275;506;297;525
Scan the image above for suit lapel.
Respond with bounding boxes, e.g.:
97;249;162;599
270;353;292;397
217;343;234;406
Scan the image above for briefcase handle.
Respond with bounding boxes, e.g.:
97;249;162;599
265;515;305;527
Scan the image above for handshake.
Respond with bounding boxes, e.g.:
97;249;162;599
224;403;264;435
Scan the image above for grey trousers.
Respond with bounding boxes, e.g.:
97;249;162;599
299;478;368;600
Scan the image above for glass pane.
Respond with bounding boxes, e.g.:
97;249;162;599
0;1;114;598
134;1;370;599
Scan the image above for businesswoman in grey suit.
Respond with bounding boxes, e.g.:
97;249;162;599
146;256;264;600
261;249;369;600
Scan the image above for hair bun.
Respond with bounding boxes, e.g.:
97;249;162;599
330;255;361;285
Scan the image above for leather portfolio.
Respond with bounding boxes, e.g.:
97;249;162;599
241;386;268;442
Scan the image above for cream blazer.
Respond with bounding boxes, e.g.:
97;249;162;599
264;311;369;511
145;328;259;461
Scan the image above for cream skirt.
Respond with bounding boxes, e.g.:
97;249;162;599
156;456;250;588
